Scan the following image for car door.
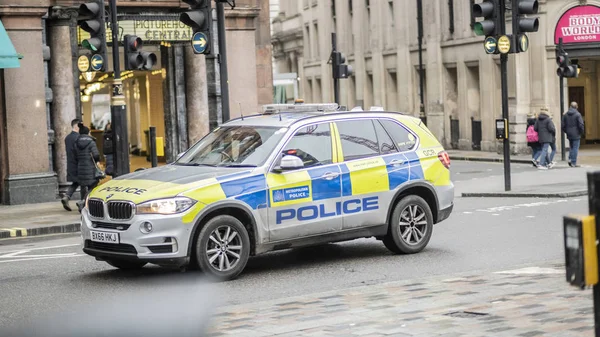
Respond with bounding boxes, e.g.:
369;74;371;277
266;122;343;242
335;118;402;230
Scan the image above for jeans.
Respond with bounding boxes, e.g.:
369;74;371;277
569;139;581;165
531;144;542;162
549;142;556;163
540;143;554;167
66;182;81;200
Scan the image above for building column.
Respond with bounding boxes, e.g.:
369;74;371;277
509;48;533;154
0;6;58;204
48;6;78;193
424;0;445;141
184;45;210;145
395;0;415;113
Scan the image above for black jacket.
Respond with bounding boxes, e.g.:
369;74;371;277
65;131;79;182
534;113;556;144
74;134;100;186
526;117;539;147
103;130;114;155
562;108;584;140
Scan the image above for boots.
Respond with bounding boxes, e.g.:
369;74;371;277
61;196;72;212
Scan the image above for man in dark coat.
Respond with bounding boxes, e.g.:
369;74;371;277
61;119;80;211
534;109;556;170
74;125;101;211
562;101;585;167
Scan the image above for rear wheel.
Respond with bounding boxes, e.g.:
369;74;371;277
383;195;433;254
106;259;147;270
194;215;250;281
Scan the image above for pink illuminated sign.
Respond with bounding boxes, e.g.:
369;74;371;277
555;5;600;44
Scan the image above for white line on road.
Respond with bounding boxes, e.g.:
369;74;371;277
0;253;80;259
0;254;85;264
0;243;80;255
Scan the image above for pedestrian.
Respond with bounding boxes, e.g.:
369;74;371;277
526;113;541;167
534;107;556;170
562;101;585;167
103;122;114;176
74;124;101;211
61;119;80;211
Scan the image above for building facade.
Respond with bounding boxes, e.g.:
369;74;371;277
0;0;273;205
272;0;600;154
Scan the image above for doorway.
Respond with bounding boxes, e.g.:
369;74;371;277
568;86;585;142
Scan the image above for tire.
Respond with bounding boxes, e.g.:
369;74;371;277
383;195;433;254
106;259;147;270
194;215;250;281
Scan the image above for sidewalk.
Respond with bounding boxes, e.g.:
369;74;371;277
448;146;600;166
0;202;80;239
207;261;592;337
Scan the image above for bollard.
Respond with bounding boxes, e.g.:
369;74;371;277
149;126;158;168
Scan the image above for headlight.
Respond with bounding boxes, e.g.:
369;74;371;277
137;197;197;215
85;195;90;209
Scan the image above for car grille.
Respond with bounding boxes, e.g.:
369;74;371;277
107;202;134;220
92;222;131;231
88;199;105;218
85;240;137;254
148;245;173;254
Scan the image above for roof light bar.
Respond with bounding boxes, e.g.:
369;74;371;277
261;103;340;114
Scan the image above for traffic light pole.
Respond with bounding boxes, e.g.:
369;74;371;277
500;0;511;191
558;38;566;162
216;1;230;122
109;0;130;176
332;33;339;105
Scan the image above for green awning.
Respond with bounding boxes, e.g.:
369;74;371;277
0;20;22;68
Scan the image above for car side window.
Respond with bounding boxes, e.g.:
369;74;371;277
373;120;398;154
380;119;417;152
336;119;380;161
282;123;332;168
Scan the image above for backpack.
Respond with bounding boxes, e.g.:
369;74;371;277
526;125;538;143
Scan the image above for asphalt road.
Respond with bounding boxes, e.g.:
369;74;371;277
0;161;587;331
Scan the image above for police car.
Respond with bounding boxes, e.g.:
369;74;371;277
81;103;454;280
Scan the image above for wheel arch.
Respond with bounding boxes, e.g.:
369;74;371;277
386;181;440;228
187;202;260;259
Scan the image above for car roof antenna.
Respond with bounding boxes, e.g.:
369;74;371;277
239;103;244;120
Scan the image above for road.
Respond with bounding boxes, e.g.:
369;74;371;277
0;161;587;331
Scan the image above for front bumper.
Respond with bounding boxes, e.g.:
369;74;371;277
80;208;193;267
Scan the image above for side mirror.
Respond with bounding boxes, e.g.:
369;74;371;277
274;155;304;173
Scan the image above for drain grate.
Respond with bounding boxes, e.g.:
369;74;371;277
445;311;489;318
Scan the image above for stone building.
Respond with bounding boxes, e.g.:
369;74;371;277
272;0;600;154
0;0;272;205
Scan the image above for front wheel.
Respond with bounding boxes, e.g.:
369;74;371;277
106;259;147;270
383;195;433;254
195;215;250;281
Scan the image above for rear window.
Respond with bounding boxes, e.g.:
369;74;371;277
380;119;417;152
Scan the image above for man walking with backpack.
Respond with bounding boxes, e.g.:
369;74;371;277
562;101;585;167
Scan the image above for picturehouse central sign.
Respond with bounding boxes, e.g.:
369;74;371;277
555;5;600;44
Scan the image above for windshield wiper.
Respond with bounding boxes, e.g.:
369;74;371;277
177;163;217;167
217;164;257;168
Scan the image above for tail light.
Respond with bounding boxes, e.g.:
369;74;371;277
438;151;450;169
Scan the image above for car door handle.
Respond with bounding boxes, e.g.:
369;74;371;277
389;159;404;166
321;172;339;180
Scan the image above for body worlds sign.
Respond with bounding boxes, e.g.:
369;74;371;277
555;5;600;44
78;18;193;44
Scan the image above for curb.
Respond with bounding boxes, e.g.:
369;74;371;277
461;190;588;198
0;223;80;240
450;155;533;164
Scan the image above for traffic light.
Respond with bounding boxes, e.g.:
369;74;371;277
332;51;352;79
78;0;107;71
512;0;539;35
180;0;212;55
124;35;157;71
472;0;500;37
556;49;579;78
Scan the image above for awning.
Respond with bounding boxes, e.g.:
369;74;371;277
0;20;22;68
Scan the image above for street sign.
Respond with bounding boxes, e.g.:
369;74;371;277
498;35;511;54
518;34;529;53
191;32;208;54
78;55;90;72
90;54;104;72
484;36;497;54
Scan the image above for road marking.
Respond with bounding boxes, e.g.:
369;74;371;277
526;216;535;218
0;243;80;254
492;214;500;216
476;199;569;214
495;267;563;275
0;254;85;264
463;212;473;214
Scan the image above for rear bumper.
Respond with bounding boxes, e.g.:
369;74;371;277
437;203;453;223
434;184;454;223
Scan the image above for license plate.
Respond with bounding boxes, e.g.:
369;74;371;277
90;231;120;244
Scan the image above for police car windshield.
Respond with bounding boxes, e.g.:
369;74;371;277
175;126;288;167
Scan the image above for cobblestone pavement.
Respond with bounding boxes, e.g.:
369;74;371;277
208;262;593;337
